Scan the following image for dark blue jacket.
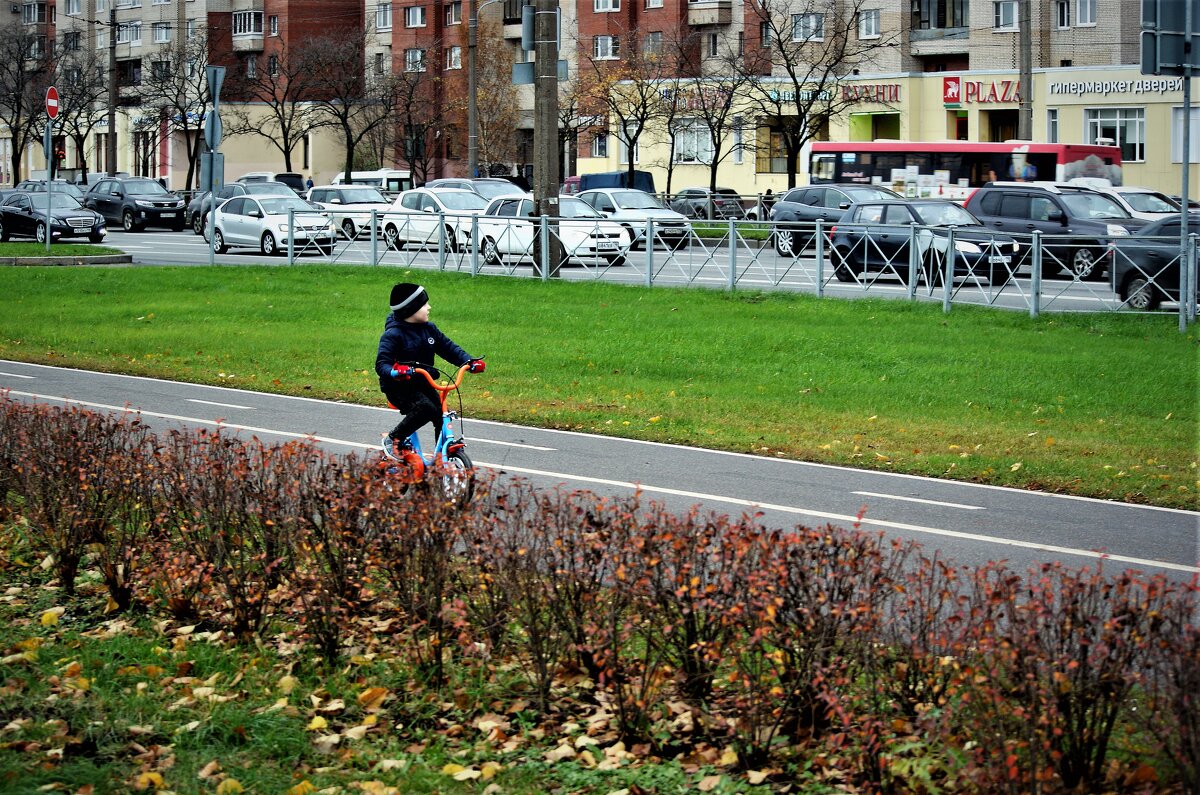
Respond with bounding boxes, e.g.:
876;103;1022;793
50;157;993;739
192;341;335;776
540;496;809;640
375;313;471;389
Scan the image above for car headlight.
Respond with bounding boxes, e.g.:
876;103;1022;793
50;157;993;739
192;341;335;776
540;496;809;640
954;239;982;254
1107;224;1130;236
136;200;155;208
277;223;290;232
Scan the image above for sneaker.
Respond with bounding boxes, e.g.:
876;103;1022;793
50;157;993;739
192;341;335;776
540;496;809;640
380;434;402;461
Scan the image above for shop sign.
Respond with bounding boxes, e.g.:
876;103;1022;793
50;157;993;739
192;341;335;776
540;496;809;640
766;89;832;103
943;76;1021;105
1047;78;1184;96
842;83;900;103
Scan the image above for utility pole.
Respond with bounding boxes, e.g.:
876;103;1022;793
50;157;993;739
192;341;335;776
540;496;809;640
106;6;117;175
1018;0;1033;140
467;0;480;177
532;0;562;276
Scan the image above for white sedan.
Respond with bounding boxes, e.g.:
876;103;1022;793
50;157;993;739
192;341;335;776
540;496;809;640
207;195;337;256
382;188;489;252
476;195;631;266
305;185;393;239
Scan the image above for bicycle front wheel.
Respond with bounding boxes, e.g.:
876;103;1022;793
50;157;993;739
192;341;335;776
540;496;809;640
436;449;475;505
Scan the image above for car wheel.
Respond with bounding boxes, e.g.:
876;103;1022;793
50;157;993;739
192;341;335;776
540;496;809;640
172;222;186;232
443;225;459;253
191;212;204;235
121;209;139;232
0;219;8;242
482;237;502;266
213;228;227;254
341;219;357;239
604;254;626;267
1066;247;1102;280
261;231;279;256
831;249;858;283
1121;274;1162;311
668;237;690;251
775;228;797;257
88;233;103;243
383;224;401;251
35;222;47;244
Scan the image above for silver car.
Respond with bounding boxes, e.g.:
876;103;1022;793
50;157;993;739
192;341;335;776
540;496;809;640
305;184;393;239
577;188;692;249
207;195;337;256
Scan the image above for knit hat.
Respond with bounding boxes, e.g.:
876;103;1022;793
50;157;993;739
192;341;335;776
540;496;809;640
389;283;428;318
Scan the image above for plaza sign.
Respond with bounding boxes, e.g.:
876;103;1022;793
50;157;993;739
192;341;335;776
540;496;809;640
942;76;1022;105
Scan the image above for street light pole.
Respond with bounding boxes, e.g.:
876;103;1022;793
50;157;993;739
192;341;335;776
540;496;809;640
467;0;501;178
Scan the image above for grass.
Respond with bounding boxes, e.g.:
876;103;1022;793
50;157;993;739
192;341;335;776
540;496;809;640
0;264;1195;508
0;242;124;257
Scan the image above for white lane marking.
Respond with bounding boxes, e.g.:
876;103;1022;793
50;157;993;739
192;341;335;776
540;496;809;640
0;371;36;379
3;360;1195;518
852;491;986;510
6;389;1197;575
187;398;255;410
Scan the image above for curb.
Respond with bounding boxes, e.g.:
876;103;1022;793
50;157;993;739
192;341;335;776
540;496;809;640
0;254;134;266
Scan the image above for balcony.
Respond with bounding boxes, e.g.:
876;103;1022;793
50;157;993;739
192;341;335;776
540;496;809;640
687;0;732;27
232;34;264;52
909;26;968;57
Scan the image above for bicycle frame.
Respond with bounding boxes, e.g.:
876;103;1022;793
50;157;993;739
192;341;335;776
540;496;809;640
402;362;470;467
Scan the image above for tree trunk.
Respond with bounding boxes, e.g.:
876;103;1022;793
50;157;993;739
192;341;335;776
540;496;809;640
786;144;800;190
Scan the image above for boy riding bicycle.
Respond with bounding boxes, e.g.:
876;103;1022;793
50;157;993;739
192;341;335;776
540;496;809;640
375;282;485;472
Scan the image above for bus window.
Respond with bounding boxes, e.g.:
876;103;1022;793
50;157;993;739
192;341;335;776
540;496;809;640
811;154;836;182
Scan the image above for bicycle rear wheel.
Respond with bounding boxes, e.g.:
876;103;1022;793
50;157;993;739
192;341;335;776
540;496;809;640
436;449;475;505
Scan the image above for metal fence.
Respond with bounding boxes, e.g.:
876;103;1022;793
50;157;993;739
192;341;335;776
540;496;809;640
283;209;1199;329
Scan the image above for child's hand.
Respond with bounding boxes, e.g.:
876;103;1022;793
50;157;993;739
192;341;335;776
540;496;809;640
468;359;486;374
390;364;414;379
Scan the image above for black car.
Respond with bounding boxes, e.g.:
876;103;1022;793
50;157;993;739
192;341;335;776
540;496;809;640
771;183;902;256
829;200;1019;285
187;181;297;235
15;179;86;201
669;187;747;219
0;191;106;243
1109;216;1200;310
83;176;186;232
963;182;1148;280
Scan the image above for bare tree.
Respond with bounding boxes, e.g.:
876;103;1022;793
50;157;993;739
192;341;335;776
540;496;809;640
393;56;453;185
744;0;898;188
0;27;55;184
301;29;401;182
135;33;212;190
223;39;324;174
557;74;590;183
54;46;109;184
469;19;521;172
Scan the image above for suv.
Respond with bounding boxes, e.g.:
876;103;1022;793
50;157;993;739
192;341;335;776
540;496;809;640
187;180;297;235
577;187;692;249
237;171;305;194
424;177;527;201
771;183;902;257
964;182;1148;280
669;187;747;219
83;176;186;231
306;184;393;238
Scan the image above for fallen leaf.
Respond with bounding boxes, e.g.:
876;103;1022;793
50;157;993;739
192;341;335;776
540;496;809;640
216;781;244;795
286;783;317;795
746;770;768;785
544;744;576;762
480;761;502;780
697;774;722;792
197;760;222;779
306;716;328;731
132;772;164;790
441;764;466;776
342;724;370;741
41;607;65;627
718;747;738;767
453;769;482;781
357;687;389;711
278;675;299;695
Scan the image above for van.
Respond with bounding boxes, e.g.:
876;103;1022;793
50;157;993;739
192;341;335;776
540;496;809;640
238;171;305;193
332;169;413;193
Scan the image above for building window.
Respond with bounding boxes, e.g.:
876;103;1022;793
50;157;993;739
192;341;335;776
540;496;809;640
152;60;170;80
66;0;80;14
96;27;107;48
858;9;880;39
593;133;608;158
27;37;44;58
1047;108;1058;143
445;45;461;69
1076;0;1095;25
65;66;82;85
22;3;47;24
152;0;168;5
64;31;81;51
993;0;1017;30
593;35;619;59
445;1;461;24
405;6;426;27
760;21;771;48
594;0;619;11
707;32;719;57
1086;108;1145;162
116;22;142;44
737;30;744;55
1172;106;1200;163
232;11;263;35
187;18;197;39
791;13;823;41
244;55;257;78
645;0;662;7
1054;0;1069;28
619;135;638;164
96;0;105;9
269;15;279;35
643;31;662;56
404;47;425;71
152;22;170;43
675;118;713;163
268;54;279;75
376;3;393;29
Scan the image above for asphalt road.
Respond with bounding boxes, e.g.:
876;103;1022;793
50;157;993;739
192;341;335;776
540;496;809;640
2;360;1196;580
98;228;1136;313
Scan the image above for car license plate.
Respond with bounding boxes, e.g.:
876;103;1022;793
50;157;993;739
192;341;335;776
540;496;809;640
988;255;1011;264
162;212;176;218
597;241;617;250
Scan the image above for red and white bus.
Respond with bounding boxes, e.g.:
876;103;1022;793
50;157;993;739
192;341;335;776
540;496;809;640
808;141;1123;201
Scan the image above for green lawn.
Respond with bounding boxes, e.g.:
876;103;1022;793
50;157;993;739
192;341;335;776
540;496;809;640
0;242;124;257
0;264;1195;508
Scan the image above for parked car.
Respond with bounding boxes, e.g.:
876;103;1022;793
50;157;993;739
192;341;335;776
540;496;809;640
1084;185;1181;221
83;176;186;232
963;182;1148;280
0;191;106;243
15;179;86;201
1109;216;1200;310
669;187;747;219
475;195;631;267
306;184;393;239
187;181;298;235
237;171;306;194
423;178;527;201
206;194;336;256
829;200;1019;285
577;188;692;249
771;183;903;257
382;188;490;252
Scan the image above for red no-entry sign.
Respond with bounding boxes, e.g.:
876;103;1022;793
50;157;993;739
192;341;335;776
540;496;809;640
45;86;59;119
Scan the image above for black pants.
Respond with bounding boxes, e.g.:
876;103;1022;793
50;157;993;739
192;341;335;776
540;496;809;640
383;382;442;443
